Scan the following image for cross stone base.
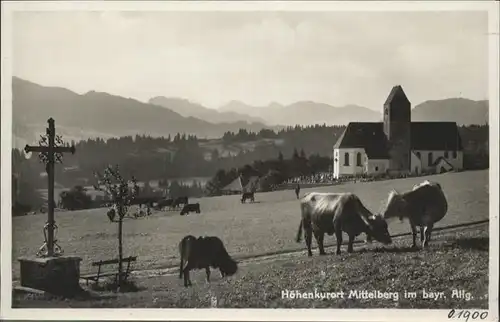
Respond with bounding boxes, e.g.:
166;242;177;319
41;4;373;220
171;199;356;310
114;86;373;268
18;256;83;297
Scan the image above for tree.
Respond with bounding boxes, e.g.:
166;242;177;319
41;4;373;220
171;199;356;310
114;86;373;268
211;149;220;162
59;185;92;210
94;165;139;290
141;180;154;197
12;174;44;216
278;151;284;163
169;180;182;198
300;148;307;159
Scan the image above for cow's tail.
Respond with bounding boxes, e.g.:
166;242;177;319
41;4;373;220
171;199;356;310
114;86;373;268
296;218;303;243
179;239;185;279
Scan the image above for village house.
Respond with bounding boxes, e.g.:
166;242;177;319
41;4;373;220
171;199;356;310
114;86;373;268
333;85;464;179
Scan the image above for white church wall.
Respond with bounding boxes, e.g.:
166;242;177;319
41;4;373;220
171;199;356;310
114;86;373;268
333;148;366;179
435;158;454;173
412;150;463;171
410;151;422;174
366;159;390;175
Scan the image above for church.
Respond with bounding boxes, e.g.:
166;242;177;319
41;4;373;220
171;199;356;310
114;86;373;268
333;85;464;179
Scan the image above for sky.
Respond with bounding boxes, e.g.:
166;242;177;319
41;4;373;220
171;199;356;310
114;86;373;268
12;10;489;111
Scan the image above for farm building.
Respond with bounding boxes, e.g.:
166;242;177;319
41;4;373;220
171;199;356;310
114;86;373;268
242;176;260;193
333;85;464;179
220;175;261;194
220;176;243;195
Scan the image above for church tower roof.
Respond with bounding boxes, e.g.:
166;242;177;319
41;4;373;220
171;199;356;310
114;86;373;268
384;85;410;106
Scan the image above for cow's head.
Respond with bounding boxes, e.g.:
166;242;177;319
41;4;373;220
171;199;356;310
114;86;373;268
220;258;238;276
381;189;408;222
367;214;392;245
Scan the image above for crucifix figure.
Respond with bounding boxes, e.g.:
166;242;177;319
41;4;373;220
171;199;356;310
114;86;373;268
24;118;75;257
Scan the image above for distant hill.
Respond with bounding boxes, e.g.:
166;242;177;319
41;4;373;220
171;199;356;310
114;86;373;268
220;98;489;126
411;98;488;125
11;77;275;146
149;96;267;125
219;100;381;126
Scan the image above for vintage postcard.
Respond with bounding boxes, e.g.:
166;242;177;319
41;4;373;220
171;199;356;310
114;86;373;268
1;1;499;321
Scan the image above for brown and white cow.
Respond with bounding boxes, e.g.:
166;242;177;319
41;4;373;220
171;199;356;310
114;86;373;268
296;192;392;256
380;180;448;249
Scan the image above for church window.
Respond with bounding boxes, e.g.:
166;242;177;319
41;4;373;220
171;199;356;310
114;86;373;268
453;151;457;158
415;152;421;159
444;151;449;158
375;166;379;171
356;152;362;166
428;152;433;166
344;152;350;166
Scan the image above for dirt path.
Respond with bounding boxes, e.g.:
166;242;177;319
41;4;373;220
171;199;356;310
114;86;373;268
129;219;489;279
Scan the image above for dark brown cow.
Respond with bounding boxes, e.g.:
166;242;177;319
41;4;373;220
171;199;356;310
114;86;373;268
155;198;174;211
131;196;161;208
241;192;255;203
296;192;392;256
178;235;238;287
172;196;189;209
381;180;448;248
180;203;201;216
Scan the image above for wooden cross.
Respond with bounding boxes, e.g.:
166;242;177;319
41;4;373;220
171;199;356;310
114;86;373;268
24;118;75;257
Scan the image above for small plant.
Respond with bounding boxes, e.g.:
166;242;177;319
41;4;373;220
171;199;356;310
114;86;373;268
93;165;139;291
89;277;140;293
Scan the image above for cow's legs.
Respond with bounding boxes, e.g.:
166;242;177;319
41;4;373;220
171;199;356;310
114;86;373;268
347;235;355;253
205;267;211;283
183;269;191;287
335;229;343;255
410;224;418;248
305;228;313;257
314;231;326;255
423;224;433;248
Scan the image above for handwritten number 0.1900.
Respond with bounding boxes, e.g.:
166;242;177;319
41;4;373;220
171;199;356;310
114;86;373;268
448;309;488;322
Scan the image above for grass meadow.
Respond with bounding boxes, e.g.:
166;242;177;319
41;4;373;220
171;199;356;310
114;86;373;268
11;170;490;308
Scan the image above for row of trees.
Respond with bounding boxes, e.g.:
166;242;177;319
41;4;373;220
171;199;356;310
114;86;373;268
12;124;345;190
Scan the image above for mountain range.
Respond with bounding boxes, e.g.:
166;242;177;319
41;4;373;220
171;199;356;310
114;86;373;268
148;96;267;125
410;98;489;125
11;77;488;147
219;100;382;126
219;98;489;126
11;77;275;147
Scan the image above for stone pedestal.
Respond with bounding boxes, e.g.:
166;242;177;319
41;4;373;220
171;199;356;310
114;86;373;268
18;256;83;297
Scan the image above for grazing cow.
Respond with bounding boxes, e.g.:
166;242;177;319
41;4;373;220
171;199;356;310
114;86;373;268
381;180;448;248
295;184;301;199
155;198;174;211
178;235;238;287
131;196;161;208
172;196;189;209
180;203;201;216
241;192;255;203
296;192;392;256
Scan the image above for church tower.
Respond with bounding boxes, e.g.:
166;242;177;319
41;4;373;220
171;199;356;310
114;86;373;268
383;85;411;173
